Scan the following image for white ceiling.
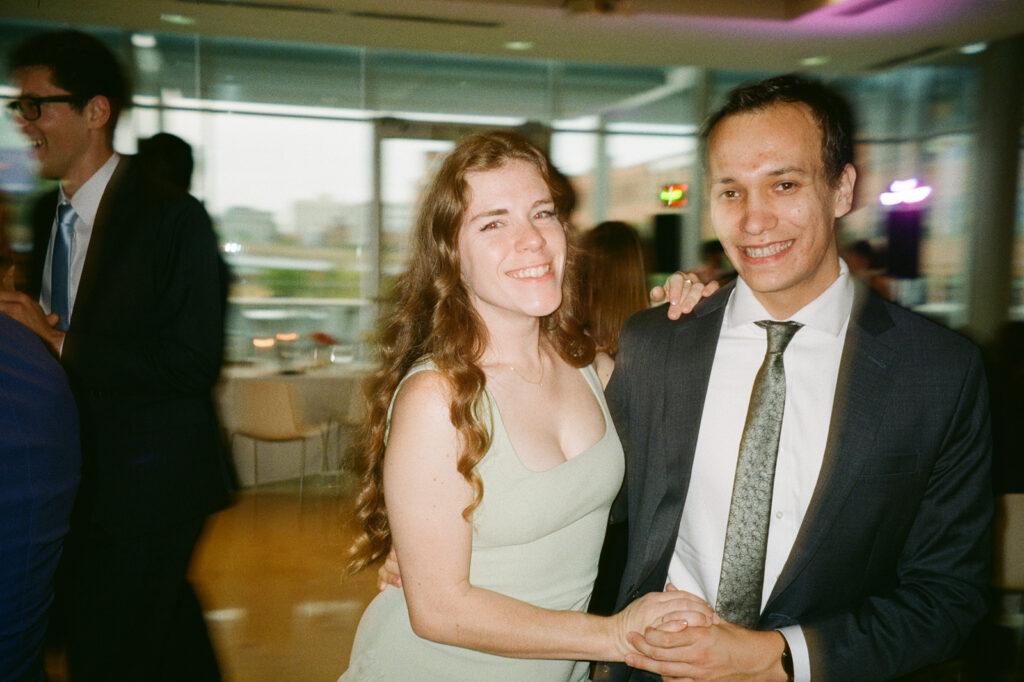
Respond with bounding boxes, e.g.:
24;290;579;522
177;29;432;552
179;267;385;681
3;0;1024;72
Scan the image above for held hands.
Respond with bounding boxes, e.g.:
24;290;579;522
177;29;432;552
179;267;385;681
650;271;720;320
625;618;788;682
613;587;717;662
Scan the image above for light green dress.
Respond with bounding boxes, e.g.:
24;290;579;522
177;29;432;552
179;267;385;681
339;361;624;682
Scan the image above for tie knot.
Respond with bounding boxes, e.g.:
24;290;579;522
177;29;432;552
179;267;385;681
57;201;77;231
755;320;802;354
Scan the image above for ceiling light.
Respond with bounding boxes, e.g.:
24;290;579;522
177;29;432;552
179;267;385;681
504;41;534;51
800;55;831;67
160;13;196;26
131;34;157;49
958;42;987;55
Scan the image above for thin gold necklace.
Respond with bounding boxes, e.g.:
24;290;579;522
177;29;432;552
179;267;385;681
507;360;544;386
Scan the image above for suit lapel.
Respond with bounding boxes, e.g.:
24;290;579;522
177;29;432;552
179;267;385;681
72;156;131;330
637;284;731;574
766;283;897;607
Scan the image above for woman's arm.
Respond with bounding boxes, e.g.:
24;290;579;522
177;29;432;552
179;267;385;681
383;369;711;663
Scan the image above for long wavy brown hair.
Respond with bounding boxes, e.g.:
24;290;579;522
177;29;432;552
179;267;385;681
578;221;648;358
347;131;595;574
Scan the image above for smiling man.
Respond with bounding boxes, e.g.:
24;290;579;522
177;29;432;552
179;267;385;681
597;75;993;682
0;30;230;680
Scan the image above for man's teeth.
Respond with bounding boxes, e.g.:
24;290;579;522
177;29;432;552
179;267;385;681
744;240;793;258
509;264;550;279
31;139;43;148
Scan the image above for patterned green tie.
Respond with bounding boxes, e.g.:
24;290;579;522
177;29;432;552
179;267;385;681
716;319;802;628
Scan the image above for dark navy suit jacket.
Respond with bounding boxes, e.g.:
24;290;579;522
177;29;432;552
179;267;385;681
0;312;80;682
598;280;993;681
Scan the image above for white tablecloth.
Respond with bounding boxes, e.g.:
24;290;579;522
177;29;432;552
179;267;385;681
216;362;374;486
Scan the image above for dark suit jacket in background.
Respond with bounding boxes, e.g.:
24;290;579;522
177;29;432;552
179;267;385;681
26;156;231;537
0;312;80;682
599;280;993;682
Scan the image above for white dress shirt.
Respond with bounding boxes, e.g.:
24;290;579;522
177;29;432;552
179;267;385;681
40;152;120;322
667;259;854;682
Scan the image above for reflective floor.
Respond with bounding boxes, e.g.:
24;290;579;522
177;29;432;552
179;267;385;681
46;476;379;682
194;478;377;682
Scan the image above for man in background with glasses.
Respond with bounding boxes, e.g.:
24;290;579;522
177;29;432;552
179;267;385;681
0;29;230;681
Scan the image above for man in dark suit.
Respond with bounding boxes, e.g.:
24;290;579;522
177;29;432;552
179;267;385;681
598;75;992;681
0;30;230;680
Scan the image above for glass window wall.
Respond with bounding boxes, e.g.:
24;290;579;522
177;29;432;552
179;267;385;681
0;19;1017;361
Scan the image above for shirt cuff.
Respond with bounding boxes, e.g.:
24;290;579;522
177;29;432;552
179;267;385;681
778;625;810;682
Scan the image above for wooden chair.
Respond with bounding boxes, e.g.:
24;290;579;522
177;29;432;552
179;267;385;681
328;384;369;473
229;380;329;498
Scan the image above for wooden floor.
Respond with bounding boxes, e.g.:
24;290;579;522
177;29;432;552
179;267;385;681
46;476;379;682
194;477;378;682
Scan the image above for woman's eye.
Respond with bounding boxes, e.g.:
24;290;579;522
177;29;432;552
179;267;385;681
535;209;557;220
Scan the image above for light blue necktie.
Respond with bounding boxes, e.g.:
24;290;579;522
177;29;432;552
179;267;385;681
716;319;802;627
51;201;76;332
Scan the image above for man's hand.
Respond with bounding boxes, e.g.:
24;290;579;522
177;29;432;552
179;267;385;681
624;620;788;682
650;272;720;320
376;547;402;590
0;288;65;356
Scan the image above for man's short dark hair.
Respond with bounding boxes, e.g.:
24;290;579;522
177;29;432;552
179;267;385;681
8;29;130;130
699;74;855;187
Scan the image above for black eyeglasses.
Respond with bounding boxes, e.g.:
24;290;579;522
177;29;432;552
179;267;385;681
5;95;82;122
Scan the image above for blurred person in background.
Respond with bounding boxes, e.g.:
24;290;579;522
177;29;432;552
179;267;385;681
0;29;230;680
692;238;737;286
137;131;194;193
840;238;891;299
579;221;649;359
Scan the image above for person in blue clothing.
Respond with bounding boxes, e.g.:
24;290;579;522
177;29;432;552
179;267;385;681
0;310;80;682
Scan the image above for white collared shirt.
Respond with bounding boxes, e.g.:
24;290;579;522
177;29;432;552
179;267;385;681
40;152;120;321
667;259;854;682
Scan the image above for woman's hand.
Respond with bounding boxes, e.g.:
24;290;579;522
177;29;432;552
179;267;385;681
650;271;720;319
612;587;718;659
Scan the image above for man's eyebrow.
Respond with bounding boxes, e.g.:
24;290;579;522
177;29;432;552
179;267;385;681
768;166;810;177
711;167;810;184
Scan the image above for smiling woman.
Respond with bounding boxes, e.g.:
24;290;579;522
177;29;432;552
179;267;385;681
338;131;715;680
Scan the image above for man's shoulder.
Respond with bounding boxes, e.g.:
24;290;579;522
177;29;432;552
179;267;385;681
623;284;732;336
868;291;979;352
857;290;983;373
104;158;213;230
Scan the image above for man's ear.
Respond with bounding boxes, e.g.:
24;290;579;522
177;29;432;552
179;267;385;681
833;163;856;219
83;95;112;131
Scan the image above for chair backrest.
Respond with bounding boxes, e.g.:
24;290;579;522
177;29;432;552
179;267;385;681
235;381;305;441
993;493;1024;591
